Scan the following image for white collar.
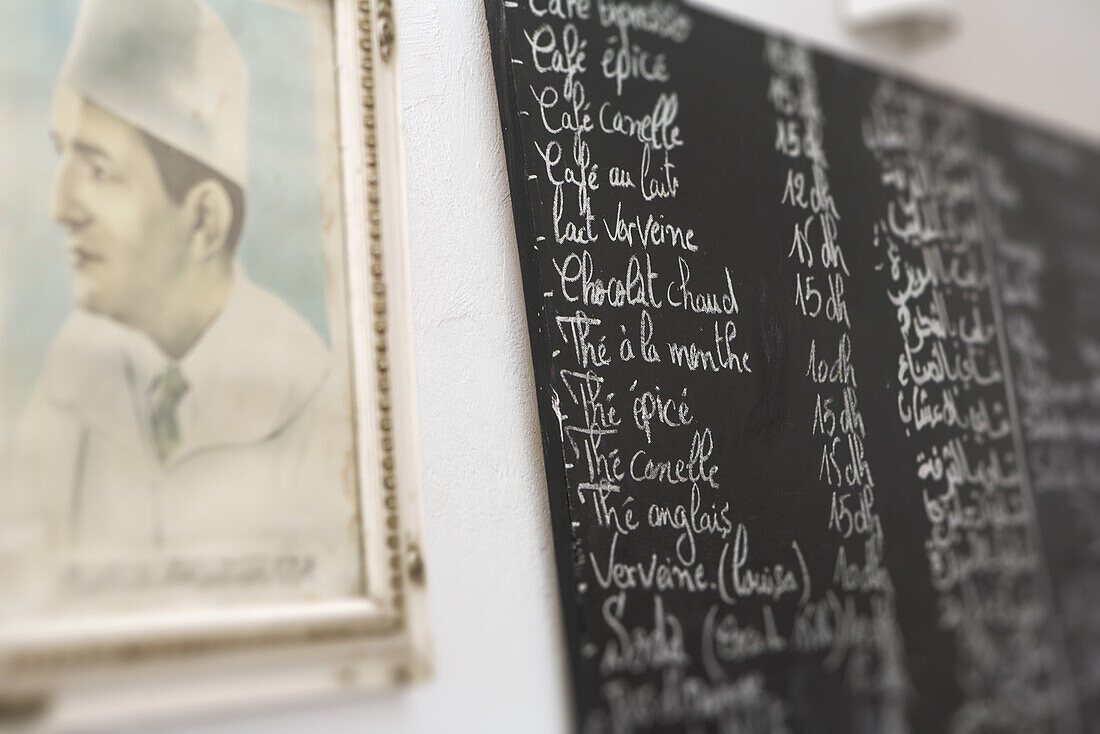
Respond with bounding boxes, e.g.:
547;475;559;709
42;269;332;462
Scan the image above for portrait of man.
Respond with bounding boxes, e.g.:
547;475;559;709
0;0;362;615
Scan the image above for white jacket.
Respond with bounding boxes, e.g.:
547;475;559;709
2;272;360;615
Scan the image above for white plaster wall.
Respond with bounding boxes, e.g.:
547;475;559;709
155;2;1100;733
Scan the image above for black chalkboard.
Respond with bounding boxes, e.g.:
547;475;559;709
483;2;1100;731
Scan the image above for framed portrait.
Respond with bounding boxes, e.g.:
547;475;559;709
0;0;428;729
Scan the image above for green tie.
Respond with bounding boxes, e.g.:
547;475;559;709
150;365;189;464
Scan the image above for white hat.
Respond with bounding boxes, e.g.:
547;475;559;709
59;0;249;186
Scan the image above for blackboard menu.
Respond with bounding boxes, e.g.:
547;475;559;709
483;2;1100;731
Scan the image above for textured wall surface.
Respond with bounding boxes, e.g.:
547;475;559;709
155;1;1099;733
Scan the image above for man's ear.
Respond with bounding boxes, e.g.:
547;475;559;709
183;179;233;261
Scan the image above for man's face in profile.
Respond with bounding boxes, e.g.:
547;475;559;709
50;84;191;327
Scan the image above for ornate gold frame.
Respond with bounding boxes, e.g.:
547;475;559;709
0;0;429;727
